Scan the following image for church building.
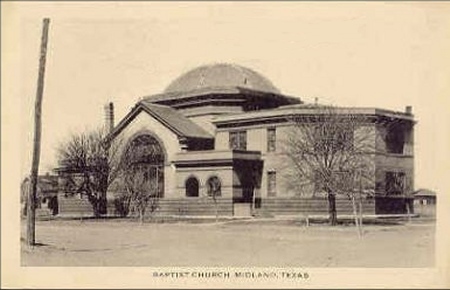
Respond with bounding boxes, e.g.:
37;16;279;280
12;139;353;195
99;63;415;217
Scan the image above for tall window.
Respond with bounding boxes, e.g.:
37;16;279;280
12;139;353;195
185;177;199;197
385;172;405;195
229;131;247;150
267;171;276;197
267;128;276;152
124;134;165;198
386;125;405;154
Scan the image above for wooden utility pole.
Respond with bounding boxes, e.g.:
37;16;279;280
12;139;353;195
27;18;50;247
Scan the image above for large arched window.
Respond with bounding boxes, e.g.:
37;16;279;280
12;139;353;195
206;176;221;197
123;134;165;197
185;177;199;197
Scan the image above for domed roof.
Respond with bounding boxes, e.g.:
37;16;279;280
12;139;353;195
164;63;280;94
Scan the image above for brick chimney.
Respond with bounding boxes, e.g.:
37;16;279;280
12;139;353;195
405;105;413;115
104;102;114;133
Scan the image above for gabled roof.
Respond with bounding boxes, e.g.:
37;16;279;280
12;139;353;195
107;101;214;142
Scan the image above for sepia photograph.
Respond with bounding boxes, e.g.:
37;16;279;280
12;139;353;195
2;1;450;289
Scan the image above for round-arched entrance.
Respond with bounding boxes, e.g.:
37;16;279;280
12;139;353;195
122;134;165;197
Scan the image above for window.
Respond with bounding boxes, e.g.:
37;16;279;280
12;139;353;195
267;171;276;197
206;176;221;197
267;128;276;152
386;125;405;154
185;177;199;197
229;131;247;150
125;134;165;198
385;172;405;195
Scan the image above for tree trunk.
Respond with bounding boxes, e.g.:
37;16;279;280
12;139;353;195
251;188;257;216
351;195;362;238
98;192;107;215
90;191;107;218
139;208;145;224
214;198;219;223
358;171;364;235
92;198;101;218
358;193;364;233
327;192;337;226
406;198;411;223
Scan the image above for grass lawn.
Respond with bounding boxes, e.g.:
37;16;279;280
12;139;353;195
21;217;435;267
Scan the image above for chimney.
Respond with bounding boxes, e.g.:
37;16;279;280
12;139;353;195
104;102;114;133
405;105;412;115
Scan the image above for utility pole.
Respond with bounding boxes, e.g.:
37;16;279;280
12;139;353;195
27;18;50;247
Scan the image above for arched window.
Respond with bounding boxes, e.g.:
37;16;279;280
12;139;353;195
123;134;165;198
185;177;199;197
206;176;221;197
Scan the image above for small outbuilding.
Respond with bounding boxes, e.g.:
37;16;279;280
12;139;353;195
413;188;436;217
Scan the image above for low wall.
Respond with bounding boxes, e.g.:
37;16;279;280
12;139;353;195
58;195;118;217
154;198;233;216
58;195;233;217
259;197;376;216
58;196;94;217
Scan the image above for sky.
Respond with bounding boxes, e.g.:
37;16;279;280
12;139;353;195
4;2;450;194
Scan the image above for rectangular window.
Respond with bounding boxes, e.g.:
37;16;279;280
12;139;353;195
267;171;276;197
267;128;276;152
229;131;247;150
385;171;405;195
386;125;405;154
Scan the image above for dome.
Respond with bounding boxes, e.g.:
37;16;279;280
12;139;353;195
164;63;280;94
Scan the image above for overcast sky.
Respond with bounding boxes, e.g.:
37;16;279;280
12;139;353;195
5;2;450;194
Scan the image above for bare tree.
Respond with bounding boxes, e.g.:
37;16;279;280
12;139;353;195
283;106;376;227
118;136;163;223
206;176;222;222
56;128;124;217
122;168;160;223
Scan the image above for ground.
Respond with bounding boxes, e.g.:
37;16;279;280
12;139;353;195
21;217;435;267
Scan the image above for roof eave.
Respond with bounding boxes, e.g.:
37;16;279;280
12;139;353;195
105;102;213;143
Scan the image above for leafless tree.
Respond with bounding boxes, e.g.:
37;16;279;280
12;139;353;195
283;106;376;227
122;168;160;223
206;176;222;222
117;137;163;223
56;128;124;217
